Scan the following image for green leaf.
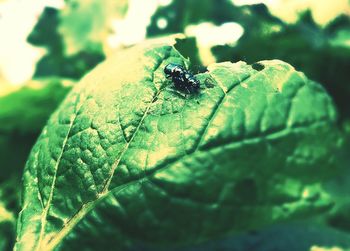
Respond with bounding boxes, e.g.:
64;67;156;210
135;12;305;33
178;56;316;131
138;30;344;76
0;79;73;182
212;11;350;120
28;8;105;80
0;177;20;251
142;223;350;251
147;0;239;36
15;43;340;251
324;120;350;233
59;0;128;55
0;221;15;251
0;79;73;134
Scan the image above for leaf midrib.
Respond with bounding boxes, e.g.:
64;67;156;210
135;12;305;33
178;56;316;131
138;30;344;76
35;91;90;251
38;48;169;249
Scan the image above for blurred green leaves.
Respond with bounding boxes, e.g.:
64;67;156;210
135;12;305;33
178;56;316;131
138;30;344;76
147;0;239;36
28;8;105;79
212;11;350;120
0;177;19;251
140;222;350;251
59;0;128;55
0;220;15;251
0;79;72;134
0;80;73;241
0;79;72;181
28;0;129;80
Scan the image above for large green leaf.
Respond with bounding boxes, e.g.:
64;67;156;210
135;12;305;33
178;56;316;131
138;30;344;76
15;43;340;251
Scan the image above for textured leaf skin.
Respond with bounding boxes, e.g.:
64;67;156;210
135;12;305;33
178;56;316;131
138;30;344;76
15;43;339;251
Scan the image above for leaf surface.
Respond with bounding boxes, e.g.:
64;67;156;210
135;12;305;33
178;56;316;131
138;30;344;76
15;43;340;250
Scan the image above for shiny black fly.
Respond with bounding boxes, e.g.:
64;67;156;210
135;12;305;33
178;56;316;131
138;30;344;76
164;63;200;93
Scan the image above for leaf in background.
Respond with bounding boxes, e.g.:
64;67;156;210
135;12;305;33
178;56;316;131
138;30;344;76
212;11;350;120
59;0;128;55
173;37;203;70
147;3;284;69
15;42;341;251
0;78;73;182
257;0;350;25
0;177;20;251
323;120;350;233
147;0;242;36
28;7;105;80
0;79;73;134
132;222;350;251
329;29;350;48
327;15;350;49
0;221;15;251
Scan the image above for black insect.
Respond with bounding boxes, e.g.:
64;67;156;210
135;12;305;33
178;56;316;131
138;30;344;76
164;63;200;93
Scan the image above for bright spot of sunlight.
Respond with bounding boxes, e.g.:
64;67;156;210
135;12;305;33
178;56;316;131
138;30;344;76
158;0;172;7
0;0;64;85
233;0;278;6
156;17;168;29
310;246;345;251
107;0;158;48
185;22;244;47
185;22;244;65
302;188;310;198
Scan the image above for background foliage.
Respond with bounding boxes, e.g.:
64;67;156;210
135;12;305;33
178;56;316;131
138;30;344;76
0;0;349;250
